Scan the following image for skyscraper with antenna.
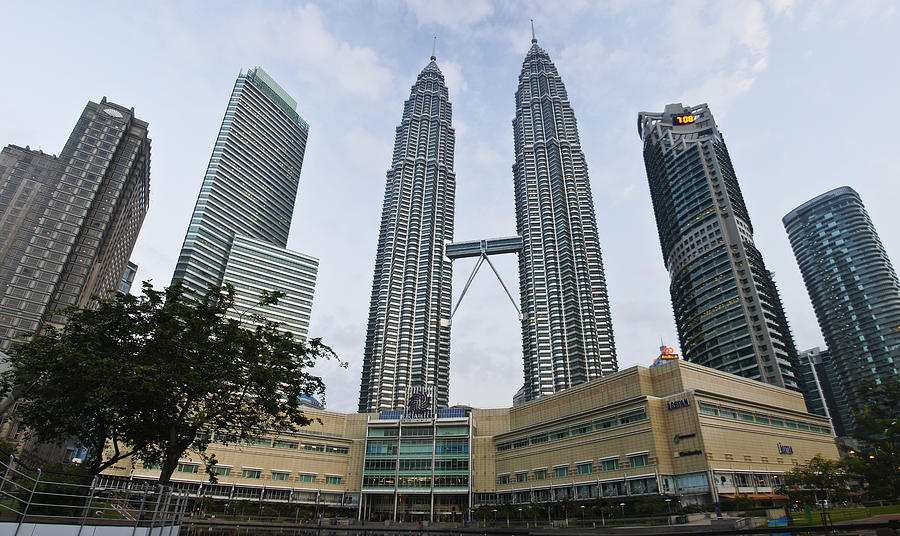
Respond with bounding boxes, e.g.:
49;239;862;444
512;29;618;402
358;47;457;413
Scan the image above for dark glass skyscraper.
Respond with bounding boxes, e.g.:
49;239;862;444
359;54;456;413
783;186;900;433
638;103;800;389
0;99;150;351
173;67;318;341
512;37;617;402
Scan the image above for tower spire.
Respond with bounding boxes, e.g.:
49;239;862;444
531;19;537;43
431;36;437;61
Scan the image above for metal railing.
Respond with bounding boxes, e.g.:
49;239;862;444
0;454;188;534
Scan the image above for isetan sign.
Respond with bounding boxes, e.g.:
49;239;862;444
667;398;690;410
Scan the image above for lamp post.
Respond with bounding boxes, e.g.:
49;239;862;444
492;509;496;526
580;505;585;525
665;498;671;525
619;502;625;518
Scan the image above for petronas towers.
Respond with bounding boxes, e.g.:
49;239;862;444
513;37;617;402
359;54;457;412
359;40;616;412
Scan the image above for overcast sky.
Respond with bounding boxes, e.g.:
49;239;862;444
2;0;898;413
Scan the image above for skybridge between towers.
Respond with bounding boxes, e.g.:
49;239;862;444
445;236;523;324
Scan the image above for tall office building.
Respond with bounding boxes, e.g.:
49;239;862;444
119;261;138;294
0;99;150;351
172;67;318;341
359;54;456;413
512;36;617;402
638;103;800;389
783;187;900;433
796;347;844;435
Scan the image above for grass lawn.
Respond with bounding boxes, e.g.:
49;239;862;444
790;504;900;526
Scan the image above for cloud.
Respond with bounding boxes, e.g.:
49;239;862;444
403;0;493;29
439;60;468;95
474;142;503;167
237;3;394;100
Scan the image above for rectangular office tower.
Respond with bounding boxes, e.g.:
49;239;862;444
795;347;843;435
783;187;900;434
512;37;617;402
172;67;317;341
359;55;456;413
638;103;800;389
0;100;150;351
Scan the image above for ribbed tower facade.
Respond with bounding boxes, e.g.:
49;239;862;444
784;187;900;434
173;67;318;341
512;37;617;402
638;103;801;390
359;56;456;413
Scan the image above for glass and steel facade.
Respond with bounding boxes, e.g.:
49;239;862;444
359;57;456;412
118;261;138;294
0;99;150;351
173;67;309;295
638;103;800;389
783;187;900;434
222;235;318;341
172;67;317;337
512;38;617;402
362;413;470;521
795;347;844;435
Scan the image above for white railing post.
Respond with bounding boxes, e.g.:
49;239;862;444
77;475;99;536
13;468;41;536
148;485;164;535
130;482;149;536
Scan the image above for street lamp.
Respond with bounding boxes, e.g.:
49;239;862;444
665;499;672;525
492;509;497;525
619;502;626;518
580;505;585;524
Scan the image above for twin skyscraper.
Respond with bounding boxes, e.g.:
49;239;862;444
359;37;618;412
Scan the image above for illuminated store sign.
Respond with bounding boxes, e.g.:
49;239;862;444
673;114;695;125
659;346;680;360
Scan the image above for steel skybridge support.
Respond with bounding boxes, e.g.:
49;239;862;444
445;236;523;323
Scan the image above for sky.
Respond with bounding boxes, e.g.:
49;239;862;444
2;0;899;413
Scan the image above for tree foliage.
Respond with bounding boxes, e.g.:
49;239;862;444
1;282;342;485
845;378;900;501
776;454;849;504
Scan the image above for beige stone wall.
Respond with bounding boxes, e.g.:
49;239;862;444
104;408;367;494
99;360;839;502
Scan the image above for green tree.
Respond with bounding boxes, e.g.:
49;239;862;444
776;454;849;505
844;378;899;501
1;282;342;486
635;495;666;515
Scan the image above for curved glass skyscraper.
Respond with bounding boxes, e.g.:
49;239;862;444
638;103;800;389
359;55;456;413
783;187;900;433
512;37;617;402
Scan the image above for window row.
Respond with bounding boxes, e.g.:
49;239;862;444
144;462;341;484
698;402;831;434
497;454;649;485
496;408;647;452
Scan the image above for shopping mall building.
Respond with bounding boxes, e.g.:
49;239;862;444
100;360;839;521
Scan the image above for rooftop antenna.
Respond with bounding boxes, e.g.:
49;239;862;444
431;36;437;61
531;19;537;43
